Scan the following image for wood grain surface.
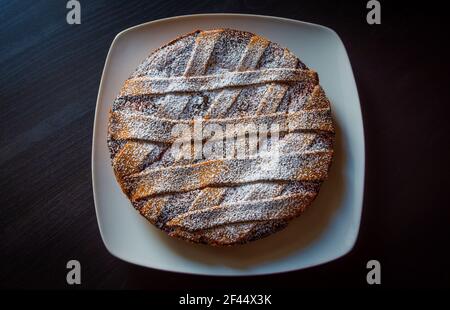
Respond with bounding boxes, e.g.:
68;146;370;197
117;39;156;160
1;0;449;289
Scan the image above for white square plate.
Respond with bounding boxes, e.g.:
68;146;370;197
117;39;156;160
92;14;365;276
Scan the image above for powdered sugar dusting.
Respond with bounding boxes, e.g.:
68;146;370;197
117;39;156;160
107;28;335;245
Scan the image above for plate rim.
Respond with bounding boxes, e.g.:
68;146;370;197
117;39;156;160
91;13;365;276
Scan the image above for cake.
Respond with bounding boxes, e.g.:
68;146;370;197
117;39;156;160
108;29;335;246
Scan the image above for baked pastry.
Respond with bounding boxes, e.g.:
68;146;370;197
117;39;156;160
108;29;334;246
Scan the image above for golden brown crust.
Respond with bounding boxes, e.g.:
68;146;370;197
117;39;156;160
108;28;335;246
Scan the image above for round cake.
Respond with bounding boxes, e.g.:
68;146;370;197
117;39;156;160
108;29;334;246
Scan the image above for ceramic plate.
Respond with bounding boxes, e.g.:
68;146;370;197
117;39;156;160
92;14;365;275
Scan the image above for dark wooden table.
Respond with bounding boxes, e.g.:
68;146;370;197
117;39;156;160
1;0;449;290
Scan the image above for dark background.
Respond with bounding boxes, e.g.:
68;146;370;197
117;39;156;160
1;0;449;290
